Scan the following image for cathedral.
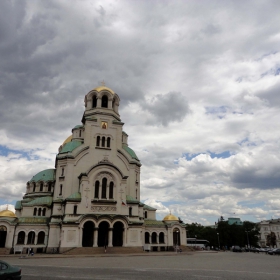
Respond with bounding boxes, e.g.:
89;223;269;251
0;85;186;254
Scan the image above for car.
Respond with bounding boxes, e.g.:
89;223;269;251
232;246;242;252
250;247;260;253
0;260;21;280
267;248;280;255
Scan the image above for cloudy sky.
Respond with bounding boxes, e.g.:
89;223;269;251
1;0;280;225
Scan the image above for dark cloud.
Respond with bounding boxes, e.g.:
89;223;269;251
141;92;190;126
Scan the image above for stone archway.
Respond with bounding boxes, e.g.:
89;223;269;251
0;226;7;248
82;221;94;247
98;221;109;247
113;222;124;247
173;228;180;246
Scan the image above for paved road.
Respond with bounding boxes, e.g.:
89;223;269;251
2;251;280;279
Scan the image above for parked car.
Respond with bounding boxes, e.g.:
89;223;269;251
259;247;270;253
232;246;242;252
0;260;21;280
267;248;280;255
250;247;260;253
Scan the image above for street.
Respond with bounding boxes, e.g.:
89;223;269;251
2;251;280;280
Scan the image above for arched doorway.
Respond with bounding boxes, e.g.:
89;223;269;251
82;221;94;247
0;226;7;248
173;228;180;246
113;222;123;247
98;221;109;247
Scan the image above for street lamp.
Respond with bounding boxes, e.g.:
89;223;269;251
176;230;179;253
195;235;197;249
245;230;250;249
217;233;220;250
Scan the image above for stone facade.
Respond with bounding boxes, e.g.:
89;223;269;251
258;219;280;248
0;85;186;254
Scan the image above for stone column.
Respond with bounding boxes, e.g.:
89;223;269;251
24;234;28;245
93;228;98;247
97;98;101;108
108;99;113;109
123;228;127;247
108;228;113;247
34;234;38;245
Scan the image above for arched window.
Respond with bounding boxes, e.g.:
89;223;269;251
144;211;147;219
59;184;63;195
96;136;100;146
109;182;114;199
61;168;64;176
159;232;164;243
94;181;99;198
42;208;46;216
129;207;132;216
79;130;81;137
40;183;43;192
101;95;108;108
37;231;45;244
38;208;42;216
48;183;52;192
33;208;37;216
27;231;35;244
152;232;157;243
92;95;97;108
17;231;25;245
101;178;107;199
107;137;110;148
102;136;105;147
73;205;77;214
33;183;36;192
145;232;150;244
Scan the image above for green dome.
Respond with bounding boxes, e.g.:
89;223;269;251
29;169;55;183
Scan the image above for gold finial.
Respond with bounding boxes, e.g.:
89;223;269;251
101;80;105;86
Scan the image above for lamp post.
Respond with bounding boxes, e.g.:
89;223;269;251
195;235;197;249
176;230;179;253
245;230;250;249
217;233;220;250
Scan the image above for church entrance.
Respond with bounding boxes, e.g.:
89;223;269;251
0;226;7;248
173;228;180;246
113;222;123;246
82;221;94;247
98;221;109;247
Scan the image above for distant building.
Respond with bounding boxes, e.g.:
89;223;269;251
0;85;186;254
258;219;280;248
227;217;243;226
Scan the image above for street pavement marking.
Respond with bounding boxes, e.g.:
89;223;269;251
16;265;280;277
193;275;221;279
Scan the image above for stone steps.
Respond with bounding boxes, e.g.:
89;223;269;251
0;248;10;255
64;246;144;255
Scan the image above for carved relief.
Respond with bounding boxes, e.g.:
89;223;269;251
91;206;116;212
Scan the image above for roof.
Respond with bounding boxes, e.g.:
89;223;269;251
143;204;157;211
60;140;83;154
15;201;22;210
126;195;139;204
29;169;55;183
22;196;53;207
228;217;243;225
63;135;72;145
72;125;84;130
66;192;81;202
0;210;16;217
93;86;115;95
122;144;139;161
163;214;179;221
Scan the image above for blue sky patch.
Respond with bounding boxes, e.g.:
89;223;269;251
0;145;40;161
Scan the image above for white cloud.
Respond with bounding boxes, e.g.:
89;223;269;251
0;0;280;224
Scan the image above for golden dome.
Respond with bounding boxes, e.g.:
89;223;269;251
0;210;16;217
63;135;72;145
93;86;115;95
163;214;179;222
